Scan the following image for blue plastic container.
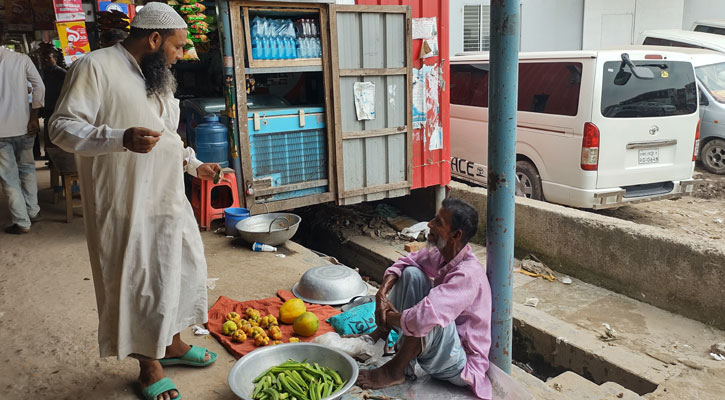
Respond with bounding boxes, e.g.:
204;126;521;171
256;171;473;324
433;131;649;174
224;207;250;236
195;114;229;167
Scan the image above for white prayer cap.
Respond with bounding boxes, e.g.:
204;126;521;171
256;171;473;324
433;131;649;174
131;2;187;30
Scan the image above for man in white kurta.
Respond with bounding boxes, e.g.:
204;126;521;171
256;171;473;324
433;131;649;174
49;3;219;399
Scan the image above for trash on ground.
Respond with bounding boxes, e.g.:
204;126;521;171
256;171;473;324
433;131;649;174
711;342;725;355
561;276;572;285
192;325;210;335
599;323;618;341
524;297;539;307
556;336;568;344
275;254;286;258
711;353;725;361
225;235;234;239
252;242;276;252
552;383;563;392
206;277;219;290
518;254;556;281
400;221;430;240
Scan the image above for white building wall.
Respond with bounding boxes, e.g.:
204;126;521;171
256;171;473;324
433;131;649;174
682;0;725;29
449;0;695;54
449;0;488;56
582;0;683;49
519;0;584;51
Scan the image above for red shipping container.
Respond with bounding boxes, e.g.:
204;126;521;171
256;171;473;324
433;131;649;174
356;0;450;190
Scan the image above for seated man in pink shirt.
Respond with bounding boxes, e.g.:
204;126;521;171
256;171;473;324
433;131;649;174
356;198;492;399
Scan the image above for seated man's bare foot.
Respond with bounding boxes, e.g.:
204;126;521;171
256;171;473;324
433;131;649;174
356;364;405;390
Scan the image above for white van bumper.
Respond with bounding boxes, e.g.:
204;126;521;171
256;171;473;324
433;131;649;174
543;178;704;210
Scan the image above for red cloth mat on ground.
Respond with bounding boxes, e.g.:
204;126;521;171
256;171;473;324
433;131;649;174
207;290;341;359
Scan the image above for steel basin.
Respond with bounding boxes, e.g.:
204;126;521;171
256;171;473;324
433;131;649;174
293;264;369;305
228;343;359;400
235;213;301;246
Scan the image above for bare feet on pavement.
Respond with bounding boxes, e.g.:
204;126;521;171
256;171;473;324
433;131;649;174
356;364;406;390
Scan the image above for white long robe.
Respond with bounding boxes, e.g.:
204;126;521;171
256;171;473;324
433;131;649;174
49;44;208;360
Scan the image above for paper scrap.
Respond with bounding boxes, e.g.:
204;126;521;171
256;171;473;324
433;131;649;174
192;325;210;336
206;278;219;290
276;254;286;258
412;17;436;39
353;82;376;120
524;297;539;307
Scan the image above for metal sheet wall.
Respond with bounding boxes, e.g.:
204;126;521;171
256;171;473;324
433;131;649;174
356;0;451;189
333;8;410;204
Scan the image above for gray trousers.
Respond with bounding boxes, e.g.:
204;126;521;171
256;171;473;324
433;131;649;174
388;267;468;385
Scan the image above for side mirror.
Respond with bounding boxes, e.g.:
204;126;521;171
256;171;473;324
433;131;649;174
700;90;710;106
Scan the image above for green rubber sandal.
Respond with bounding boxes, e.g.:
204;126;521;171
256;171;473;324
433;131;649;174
159;345;217;367
142;377;181;400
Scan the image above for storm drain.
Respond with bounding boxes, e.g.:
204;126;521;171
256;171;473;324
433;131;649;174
513;318;658;395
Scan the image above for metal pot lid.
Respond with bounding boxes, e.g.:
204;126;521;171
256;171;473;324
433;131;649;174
292;265;369;305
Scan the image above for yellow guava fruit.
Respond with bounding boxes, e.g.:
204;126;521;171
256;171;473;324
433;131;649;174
222;320;238;336
279;298;306;324
293;312;319;337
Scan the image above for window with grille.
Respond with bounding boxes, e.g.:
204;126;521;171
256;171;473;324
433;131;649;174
463;5;491;52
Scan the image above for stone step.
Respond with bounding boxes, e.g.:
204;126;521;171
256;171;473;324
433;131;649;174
599;381;643;399
547;371;602;399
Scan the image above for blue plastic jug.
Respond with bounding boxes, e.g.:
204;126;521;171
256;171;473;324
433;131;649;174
194;114;229;168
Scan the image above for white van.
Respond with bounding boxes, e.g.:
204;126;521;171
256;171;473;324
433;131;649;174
638;32;725;174
641;29;725;53
450;50;701;209
691;20;725;36
691;51;725;174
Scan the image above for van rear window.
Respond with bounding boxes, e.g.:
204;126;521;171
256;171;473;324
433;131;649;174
694;25;725;36
450;62;582;116
600;60;697;118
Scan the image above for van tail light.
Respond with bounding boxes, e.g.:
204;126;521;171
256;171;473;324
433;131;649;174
693;119;701;161
581;122;600;171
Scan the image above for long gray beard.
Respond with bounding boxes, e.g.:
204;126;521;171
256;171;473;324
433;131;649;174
426;235;447;252
140;48;177;97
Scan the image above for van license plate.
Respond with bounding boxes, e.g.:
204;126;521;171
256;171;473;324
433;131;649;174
638;149;659;164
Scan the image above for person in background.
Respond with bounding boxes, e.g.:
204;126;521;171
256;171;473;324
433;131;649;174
356;198;493;400
99;28;128;49
49;3;221;399
39;46;67;153
0;22;45;234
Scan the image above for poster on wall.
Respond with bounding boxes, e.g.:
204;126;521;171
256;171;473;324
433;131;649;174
53;0;85;22
5;0;35;31
56;20;91;65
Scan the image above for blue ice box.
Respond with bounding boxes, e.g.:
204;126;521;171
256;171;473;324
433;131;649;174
247;105;327;201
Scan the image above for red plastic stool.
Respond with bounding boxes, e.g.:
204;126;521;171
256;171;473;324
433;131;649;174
190;172;240;231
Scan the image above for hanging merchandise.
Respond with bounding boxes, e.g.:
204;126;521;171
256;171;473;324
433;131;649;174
96;9;131;33
169;0;211;61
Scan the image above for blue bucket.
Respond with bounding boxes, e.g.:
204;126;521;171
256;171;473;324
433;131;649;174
224;207;250;236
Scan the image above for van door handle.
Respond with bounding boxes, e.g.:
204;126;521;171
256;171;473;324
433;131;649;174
626;139;677;149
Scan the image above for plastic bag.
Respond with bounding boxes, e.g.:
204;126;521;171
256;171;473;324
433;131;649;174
312;332;386;365
401;221;430;240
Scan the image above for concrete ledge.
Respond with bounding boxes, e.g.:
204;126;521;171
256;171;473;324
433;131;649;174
449;181;725;330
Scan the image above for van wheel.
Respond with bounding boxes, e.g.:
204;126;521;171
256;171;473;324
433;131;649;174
516;161;544;200
701;139;725;174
